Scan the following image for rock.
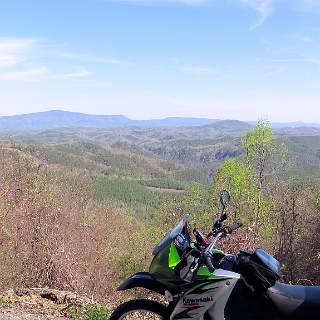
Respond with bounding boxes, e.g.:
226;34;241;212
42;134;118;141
0;287;97;319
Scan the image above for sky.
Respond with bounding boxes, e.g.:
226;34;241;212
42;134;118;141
0;0;320;122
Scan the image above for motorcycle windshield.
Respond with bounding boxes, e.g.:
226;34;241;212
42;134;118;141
255;249;281;276
152;215;190;256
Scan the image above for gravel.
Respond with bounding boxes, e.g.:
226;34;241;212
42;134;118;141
0;309;67;320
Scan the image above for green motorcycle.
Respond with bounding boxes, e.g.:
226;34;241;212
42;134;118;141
110;191;320;320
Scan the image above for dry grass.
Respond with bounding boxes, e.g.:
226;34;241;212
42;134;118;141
0;147;151;301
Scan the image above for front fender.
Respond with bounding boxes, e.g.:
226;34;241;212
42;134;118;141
118;272;168;295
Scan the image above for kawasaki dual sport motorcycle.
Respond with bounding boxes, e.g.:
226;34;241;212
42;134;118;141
110;191;320;320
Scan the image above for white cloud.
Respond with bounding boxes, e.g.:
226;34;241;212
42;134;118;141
290;34;314;43
0;55;24;68
262;64;285;77
0;37;38;52
58;52;133;66
0;37;92;82
102;0;320;31
239;0;274;30
0;37;39;68
0;67;49;81
104;0;276;28
46;68;92;80
257;57;320;66
0;67;91;81
255;55;320;77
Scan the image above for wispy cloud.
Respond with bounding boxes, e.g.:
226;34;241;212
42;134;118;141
290;34;314;43
103;0;277;28
256;54;320;77
257;57;320;66
58;52;134;66
261;63;286;77
239;0;274;30
0;37;39;68
0;37;93;82
0;67;49;81
0;66;91;81
46;68;92;80
102;0;320;30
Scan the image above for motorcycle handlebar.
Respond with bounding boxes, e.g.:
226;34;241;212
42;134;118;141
224;222;243;234
209;220;243;238
195;219;243;272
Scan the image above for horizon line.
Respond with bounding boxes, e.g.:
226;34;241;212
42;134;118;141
1;109;320;125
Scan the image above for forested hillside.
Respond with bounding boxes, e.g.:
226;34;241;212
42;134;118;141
0;120;319;316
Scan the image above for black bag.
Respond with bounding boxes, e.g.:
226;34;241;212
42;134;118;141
236;251;280;292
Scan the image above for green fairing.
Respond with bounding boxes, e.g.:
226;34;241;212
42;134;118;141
150;239;228;286
196;266;212;277
169;243;181;268
149;243;181;280
149;245;175;280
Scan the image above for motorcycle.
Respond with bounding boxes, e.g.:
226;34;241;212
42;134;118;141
110;191;320;320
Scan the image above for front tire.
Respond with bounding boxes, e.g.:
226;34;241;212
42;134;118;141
110;299;167;320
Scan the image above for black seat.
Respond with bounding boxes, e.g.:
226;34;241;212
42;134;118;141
267;282;320;319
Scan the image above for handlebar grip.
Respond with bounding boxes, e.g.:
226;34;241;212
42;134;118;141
204;254;215;272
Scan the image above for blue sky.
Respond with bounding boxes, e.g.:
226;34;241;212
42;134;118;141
0;0;320;121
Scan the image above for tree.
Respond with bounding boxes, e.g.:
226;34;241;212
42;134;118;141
211;159;258;223
241;120;275;189
241;121;275;228
210;121;287;239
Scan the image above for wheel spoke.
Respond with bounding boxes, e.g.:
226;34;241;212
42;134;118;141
119;310;162;319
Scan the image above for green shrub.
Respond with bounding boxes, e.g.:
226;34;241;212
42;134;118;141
85;305;109;320
67;305;109;319
0;297;10;309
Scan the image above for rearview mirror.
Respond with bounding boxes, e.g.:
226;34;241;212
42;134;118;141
220;190;230;209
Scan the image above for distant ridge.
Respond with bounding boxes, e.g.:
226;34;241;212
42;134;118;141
0;110;320;132
205;119;252;130
0;110;131;131
249;121;320;129
0;110;218;131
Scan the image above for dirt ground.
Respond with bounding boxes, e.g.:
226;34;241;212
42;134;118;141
0;288;96;320
0;309;67;320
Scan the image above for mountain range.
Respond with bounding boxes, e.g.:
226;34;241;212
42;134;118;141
0;110;320;131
